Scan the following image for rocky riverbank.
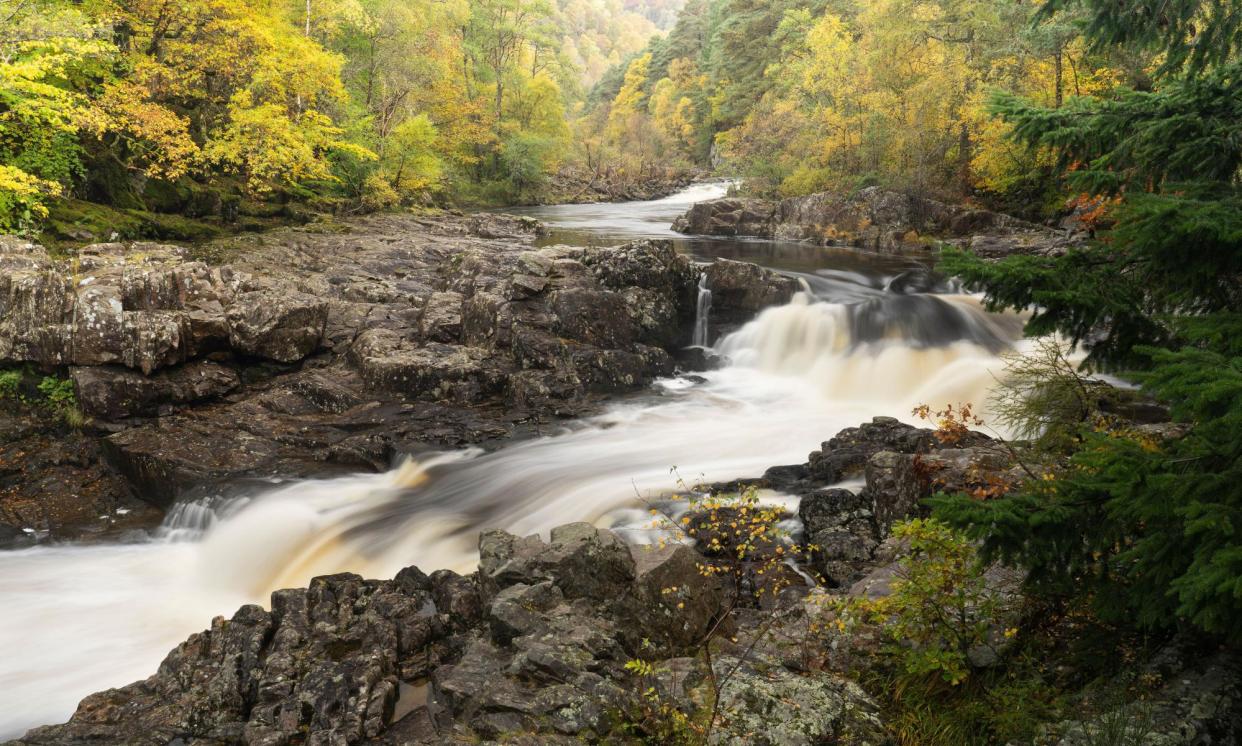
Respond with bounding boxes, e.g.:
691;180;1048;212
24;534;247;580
541;168;704;205
0;212;792;540
13;416;1237;745
673;187;1082;258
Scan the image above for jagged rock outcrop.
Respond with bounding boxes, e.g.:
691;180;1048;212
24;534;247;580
71;361;240;419
13;414;1229;745
757;416;1014;587
13;524;881;745
1;214;802;533
1046;636;1242;745
703;258;801;326
674;186;1080;257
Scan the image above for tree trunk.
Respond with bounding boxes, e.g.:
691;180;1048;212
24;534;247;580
1054;47;1064;107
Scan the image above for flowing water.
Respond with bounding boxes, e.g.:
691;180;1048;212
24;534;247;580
0;183;1031;738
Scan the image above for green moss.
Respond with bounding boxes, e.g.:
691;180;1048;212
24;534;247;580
40;199;146;253
135;210;222;242
38;198;225;253
141;178;194;213
0;369;21;400
237;198;286;218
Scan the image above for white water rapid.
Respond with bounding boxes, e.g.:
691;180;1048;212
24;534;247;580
0;185;1029;739
692;273;713;347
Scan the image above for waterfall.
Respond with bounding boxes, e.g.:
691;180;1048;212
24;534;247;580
0;184;1033;738
0;290;1029;738
692;272;713;347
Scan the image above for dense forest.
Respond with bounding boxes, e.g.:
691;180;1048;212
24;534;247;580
0;0;682;240
2;0;1195;241
1;0;1206;233
585;0;1150;215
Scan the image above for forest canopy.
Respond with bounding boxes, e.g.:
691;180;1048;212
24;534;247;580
0;0;681;233
0;0;1225;233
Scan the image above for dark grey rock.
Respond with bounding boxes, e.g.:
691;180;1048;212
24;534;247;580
675;186;1069;257
72;360;239;419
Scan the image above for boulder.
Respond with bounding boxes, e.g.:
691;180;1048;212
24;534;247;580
671;197;775;237
17;572;443;746
799;488;880;586
418;291;464;342
225;290;328;362
72;361;239;419
550;288;635;348
465;213;545;239
617;543;724;655
865;450;926;535
806;416;937;484
0;240;240;373
478;523;636;601
865;445;1024;534
712;655;886;745
349;330;506;403
703;259;800;325
675;187;1068;257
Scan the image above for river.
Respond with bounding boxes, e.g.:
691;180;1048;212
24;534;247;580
0;183;1029;738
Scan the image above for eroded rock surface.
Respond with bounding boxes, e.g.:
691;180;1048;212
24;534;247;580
1;214;741;523
13;524;882;745
675;186;1081;257
752;416;1012;587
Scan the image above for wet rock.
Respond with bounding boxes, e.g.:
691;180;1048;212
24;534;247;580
71;361;240;419
429;569;484;631
672;197;775;237
478;523;636;601
18;571;446;746
703;259;800;325
675;187;1068;257
0;415;158;540
967;230;1081;259
465;213;544;239
349;331;506;403
798;488;880;586
618;543;724;655
225;289;328;362
509;273;548;299
806;416;937;484
865;445;1024;534
17;511;889;744
0;241;241;374
0;522;34;549
551;288;635;348
516;250;555;277
865;450;926;535
417;291;464;342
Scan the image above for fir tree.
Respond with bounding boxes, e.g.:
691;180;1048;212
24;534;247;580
933;0;1242;640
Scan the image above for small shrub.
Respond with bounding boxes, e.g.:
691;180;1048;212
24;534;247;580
619;478;811;743
988;338;1103;452
829;518;1015;687
0;369;21;400
37;375;85;428
612;657;707;744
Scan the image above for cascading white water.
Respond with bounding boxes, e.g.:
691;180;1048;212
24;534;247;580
692;272;713;347
0;184;1029;739
0;289;1028;738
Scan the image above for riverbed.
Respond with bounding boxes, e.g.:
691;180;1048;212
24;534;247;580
0;184;1028;738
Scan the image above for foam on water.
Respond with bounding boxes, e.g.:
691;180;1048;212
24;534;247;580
0;185;1029;738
